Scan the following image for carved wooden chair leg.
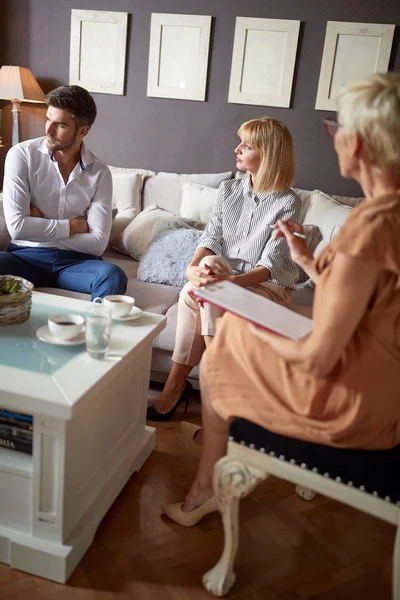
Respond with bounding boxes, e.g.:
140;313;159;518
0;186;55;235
202;456;268;597
393;525;400;600
295;485;316;501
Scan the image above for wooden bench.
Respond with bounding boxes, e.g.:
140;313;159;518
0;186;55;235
202;418;400;598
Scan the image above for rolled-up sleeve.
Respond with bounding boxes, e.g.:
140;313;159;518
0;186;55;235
58;169;113;256
256;196;301;280
3;145;70;241
196;182;225;255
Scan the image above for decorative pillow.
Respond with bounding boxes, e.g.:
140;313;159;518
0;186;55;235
180;182;219;224
138;227;204;287
107;167;147;242
302;190;353;256
112;204;201;261
142;171;232;215
294;188;363;225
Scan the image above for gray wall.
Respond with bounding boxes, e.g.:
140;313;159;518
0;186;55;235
1;0;400;196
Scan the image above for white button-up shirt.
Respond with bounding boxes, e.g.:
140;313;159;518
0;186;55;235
197;177;301;289
3;136;112;256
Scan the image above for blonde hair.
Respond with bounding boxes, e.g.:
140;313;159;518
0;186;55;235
337;72;400;176
237;117;295;193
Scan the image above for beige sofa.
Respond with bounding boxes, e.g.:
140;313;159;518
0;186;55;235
0;169;363;382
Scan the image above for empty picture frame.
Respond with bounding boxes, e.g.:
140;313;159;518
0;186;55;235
147;13;212;101
69;9;128;95
228;17;300;108
315;21;395;111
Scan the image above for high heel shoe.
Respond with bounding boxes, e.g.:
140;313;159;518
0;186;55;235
146;381;193;422
179;421;202;457
162;496;218;527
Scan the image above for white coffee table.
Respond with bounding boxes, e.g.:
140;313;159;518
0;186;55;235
0;291;166;583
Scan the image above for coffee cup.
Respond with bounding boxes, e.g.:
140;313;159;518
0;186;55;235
48;314;85;340
94;295;135;318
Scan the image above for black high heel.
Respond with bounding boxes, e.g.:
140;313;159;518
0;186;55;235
146;381;193;422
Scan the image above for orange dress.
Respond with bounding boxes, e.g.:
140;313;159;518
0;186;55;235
203;193;400;450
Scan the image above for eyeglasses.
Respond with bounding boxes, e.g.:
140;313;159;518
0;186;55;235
323;117;341;137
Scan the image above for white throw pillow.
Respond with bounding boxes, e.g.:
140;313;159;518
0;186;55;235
303;190;352;256
112;204;200;261
107;166;156;242
180;182;218;224
142;171;232;215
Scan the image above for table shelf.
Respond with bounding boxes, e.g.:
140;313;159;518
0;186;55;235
0;447;33;477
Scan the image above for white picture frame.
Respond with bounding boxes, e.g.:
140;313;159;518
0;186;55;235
228;17;300;108
147;13;212;102
69;9;128;95
315;21;395;111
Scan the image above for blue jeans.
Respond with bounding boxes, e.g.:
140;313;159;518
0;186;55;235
0;245;127;300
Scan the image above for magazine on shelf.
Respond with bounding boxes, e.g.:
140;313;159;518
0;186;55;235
0;409;33;423
0;435;33;454
0;423;33;441
192;280;312;340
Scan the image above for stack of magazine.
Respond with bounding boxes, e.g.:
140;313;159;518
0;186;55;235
0;408;33;454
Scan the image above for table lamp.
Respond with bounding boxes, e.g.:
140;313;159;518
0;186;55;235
0;65;46;146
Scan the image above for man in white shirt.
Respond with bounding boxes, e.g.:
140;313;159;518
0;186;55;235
0;85;127;299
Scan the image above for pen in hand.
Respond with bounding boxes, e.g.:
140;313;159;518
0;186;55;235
267;224;307;240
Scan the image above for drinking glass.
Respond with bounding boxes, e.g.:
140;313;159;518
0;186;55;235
85;300;111;359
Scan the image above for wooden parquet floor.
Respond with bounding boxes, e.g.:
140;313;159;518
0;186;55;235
0;387;395;599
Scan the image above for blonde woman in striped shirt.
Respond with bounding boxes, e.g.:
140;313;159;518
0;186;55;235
147;117;301;421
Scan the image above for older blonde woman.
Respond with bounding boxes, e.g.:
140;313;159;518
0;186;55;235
148;117;301;421
163;71;400;525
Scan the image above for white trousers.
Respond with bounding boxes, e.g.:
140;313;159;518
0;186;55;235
172;255;291;367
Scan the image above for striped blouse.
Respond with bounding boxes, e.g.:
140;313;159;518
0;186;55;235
197;176;301;289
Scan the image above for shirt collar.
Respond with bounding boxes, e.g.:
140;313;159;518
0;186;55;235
243;175;254;201
243;174;286;203
39;137;94;171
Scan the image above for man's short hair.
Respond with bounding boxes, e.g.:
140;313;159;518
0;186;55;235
46;85;97;129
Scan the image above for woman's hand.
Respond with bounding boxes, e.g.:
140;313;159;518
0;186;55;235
272;219;312;266
186;264;218;288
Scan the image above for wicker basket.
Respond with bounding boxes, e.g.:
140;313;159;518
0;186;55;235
0;275;34;326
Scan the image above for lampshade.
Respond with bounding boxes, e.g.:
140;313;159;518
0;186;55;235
0;65;46;103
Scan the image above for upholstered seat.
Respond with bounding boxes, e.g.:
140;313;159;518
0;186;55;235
230;418;400;504
202;418;400;599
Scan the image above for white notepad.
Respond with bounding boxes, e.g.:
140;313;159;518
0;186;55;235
193;281;312;340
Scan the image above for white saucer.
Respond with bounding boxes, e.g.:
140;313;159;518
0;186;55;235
112;307;143;322
36;325;86;346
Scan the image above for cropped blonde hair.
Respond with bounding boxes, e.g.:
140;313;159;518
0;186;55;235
237;117;295;193
337;72;400;176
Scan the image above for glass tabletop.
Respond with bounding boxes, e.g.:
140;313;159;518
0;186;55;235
0;303;88;375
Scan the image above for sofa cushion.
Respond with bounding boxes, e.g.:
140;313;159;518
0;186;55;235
302;190;353;256
142;171;232;215
107;166;150;242
112;204;201;261
103;249;182;314
180;182;219;224
36;249;181;316
138;226;203;287
294;188;363;224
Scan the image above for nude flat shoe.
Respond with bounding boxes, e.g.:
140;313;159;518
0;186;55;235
179;421;202;457
162;496;218;527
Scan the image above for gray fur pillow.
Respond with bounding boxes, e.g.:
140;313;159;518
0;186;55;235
137;225;203;287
